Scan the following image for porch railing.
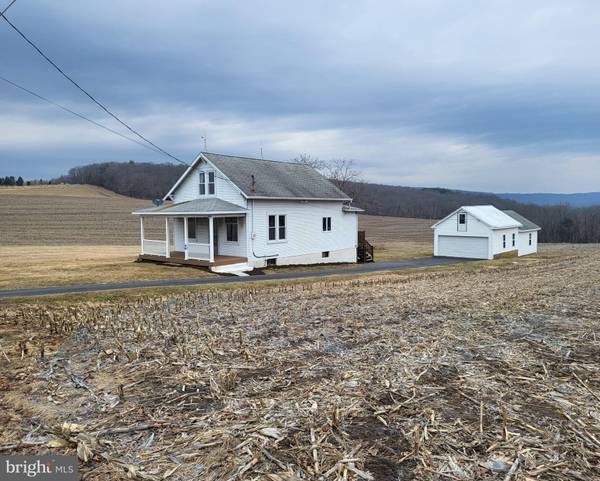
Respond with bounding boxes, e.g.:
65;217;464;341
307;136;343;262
142;239;167;257
187;242;211;260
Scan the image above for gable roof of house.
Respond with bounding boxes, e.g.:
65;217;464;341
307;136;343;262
133;198;247;216
165;152;350;201
502;210;541;231
431;205;523;229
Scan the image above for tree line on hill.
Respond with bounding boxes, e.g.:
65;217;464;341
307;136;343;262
54;159;600;243
54;161;186;200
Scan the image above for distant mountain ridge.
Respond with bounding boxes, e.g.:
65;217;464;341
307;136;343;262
498;192;600;207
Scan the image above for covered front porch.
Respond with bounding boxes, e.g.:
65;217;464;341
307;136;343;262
133;199;249;270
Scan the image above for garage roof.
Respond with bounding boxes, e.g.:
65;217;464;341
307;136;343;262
502;210;541;231
432;205;523;229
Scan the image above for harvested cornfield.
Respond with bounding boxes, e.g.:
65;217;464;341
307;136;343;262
0;184;162;245
1;184;431;248
1;244;599;480
358;215;434;243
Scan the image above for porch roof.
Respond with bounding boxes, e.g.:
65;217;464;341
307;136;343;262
133;198;247;216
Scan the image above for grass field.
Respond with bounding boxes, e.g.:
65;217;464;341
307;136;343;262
0;185;435;289
0;244;598;480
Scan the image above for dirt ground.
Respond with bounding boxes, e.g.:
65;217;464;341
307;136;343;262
0;244;598;480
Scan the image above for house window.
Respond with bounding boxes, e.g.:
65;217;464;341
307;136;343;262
278;215;286;240
529;233;532;246
322;251;330;258
502;234;506;248
208;172;215;195
199;171;215;195
199;172;205;195
226;217;238;242
512;233;516;247
268;215;286;241
188;218;197;240
322;217;332;232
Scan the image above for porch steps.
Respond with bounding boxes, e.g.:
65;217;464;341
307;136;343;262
210;262;253;275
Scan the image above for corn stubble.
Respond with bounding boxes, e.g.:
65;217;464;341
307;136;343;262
1;245;599;480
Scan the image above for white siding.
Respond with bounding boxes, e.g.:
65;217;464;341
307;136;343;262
215;216;247;257
434;210;492;259
246;200;358;267
491;228;519;256
518;230;538;256
171;160;247;208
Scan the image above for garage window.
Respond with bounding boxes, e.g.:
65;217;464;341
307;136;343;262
458;213;467;231
502;234;506;248
529;233;532;245
512;233;516;247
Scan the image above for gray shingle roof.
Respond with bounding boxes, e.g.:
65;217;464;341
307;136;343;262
133;198;247;215
202;152;350;200
502;210;541;231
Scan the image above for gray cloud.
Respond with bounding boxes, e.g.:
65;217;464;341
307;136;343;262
1;0;599;191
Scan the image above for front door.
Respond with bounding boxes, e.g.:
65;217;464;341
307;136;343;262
213;219;219;256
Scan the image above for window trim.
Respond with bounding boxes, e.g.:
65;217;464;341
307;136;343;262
322;216;332;232
457;212;467;231
199;170;216;196
225;217;239;243
199;172;206;196
267;214;287;243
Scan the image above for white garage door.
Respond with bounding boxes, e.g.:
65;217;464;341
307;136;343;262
438;235;489;259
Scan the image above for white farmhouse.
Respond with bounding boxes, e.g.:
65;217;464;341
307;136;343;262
432;205;540;259
133;152;366;273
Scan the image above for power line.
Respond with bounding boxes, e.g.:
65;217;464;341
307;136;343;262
0;0;16;16
0;74;167;156
0;7;189;166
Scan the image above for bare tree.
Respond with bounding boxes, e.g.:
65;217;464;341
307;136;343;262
324;159;362;192
292;153;326;171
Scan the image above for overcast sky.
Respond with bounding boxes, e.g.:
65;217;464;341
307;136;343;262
1;1;599;192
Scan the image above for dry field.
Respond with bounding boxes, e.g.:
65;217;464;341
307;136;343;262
1;244;598;480
0;185;434;289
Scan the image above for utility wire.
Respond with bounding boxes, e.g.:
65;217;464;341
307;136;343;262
0;0;16;16
0;7;189;166
0;74;166;156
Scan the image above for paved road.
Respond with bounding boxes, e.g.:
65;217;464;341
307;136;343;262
0;257;470;299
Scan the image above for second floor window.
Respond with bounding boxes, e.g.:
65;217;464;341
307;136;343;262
199;171;215;195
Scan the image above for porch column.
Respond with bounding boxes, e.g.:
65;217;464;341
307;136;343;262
209;216;215;263
165;217;170;258
184;216;189;260
140;216;145;255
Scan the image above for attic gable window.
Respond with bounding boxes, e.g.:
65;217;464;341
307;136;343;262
199;171;215;196
457;212;467;231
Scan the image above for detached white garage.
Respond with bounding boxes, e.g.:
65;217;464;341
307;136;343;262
432;205;541;260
